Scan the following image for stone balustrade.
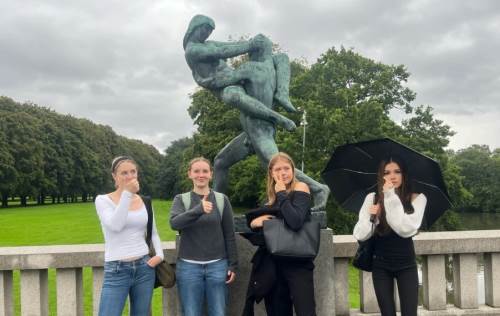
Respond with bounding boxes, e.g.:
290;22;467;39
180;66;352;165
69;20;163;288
334;230;500;315
1;230;499;315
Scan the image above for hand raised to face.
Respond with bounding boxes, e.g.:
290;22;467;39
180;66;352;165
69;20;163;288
383;176;394;192
124;179;140;194
274;174;286;192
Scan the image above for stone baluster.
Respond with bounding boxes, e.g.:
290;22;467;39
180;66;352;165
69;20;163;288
484;252;500;307
315;229;336;315
421;254;446;310
333;258;349;316
20;269;48;316
452;253;478;309
56;268;83;315
92;267;104;316
164;286;180;316
0;270;14;316
360;271;379;313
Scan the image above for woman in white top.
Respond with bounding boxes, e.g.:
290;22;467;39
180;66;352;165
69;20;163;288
95;156;163;316
353;156;427;316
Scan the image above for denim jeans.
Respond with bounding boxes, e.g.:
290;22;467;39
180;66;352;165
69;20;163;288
98;255;155;316
176;259;228;316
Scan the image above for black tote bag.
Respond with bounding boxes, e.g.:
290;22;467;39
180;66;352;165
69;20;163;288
263;218;320;259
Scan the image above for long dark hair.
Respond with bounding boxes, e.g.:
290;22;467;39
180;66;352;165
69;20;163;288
375;156;414;235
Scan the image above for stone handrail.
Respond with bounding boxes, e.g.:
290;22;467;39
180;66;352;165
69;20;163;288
1;230;499;315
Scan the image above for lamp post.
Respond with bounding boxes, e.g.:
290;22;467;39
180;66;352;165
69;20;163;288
300;109;307;172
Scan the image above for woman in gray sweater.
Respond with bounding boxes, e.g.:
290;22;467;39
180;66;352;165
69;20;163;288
170;157;238;316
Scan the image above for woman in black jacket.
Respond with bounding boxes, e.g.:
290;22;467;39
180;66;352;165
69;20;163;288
244;152;315;316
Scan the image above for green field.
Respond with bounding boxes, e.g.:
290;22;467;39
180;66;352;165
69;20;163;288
0;200;175;246
0;201;360;314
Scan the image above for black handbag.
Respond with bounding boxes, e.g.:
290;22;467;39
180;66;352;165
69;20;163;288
263;217;320;259
352;223;375;272
141;196;176;288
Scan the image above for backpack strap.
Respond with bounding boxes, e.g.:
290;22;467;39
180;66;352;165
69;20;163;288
180;191;225;219
213;191;225;218
140;195;153;247
181;192;191;210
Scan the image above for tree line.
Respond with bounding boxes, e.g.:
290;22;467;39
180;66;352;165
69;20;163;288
0;96;162;207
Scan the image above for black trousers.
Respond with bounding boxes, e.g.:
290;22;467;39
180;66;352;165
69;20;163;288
372;265;418;316
264;260;316;316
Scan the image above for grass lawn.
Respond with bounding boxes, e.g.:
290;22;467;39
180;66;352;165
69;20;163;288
1;200;360;314
0;199;175;246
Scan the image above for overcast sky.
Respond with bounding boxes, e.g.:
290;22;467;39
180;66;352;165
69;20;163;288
1;0;499;153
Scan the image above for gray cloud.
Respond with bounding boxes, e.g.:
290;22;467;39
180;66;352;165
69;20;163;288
1;0;499;152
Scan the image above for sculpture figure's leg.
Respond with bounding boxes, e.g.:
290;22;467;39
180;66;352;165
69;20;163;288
213;132;253;193
245;122;279;168
220;86;296;131
273;53;297;113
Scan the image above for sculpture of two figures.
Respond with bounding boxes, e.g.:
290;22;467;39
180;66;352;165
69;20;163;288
183;14;330;215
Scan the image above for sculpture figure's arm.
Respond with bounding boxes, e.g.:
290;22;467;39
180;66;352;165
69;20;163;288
187;41;253;62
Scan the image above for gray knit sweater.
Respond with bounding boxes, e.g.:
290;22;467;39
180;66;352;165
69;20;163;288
169;190;238;272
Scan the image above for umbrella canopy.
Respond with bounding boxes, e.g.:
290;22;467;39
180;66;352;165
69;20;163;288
321;138;452;229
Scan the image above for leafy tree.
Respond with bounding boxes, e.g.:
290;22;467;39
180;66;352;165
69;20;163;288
451;145;500;212
1;111;44;206
157;137;195;199
0;96;163;206
0;117;17;207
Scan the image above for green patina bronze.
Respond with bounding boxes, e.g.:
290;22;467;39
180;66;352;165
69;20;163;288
183;14;329;212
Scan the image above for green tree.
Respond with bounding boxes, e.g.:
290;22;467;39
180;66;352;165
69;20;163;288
451;145;500;213
157;137;195;199
1;112;44;206
0;96;164;205
0;119;17;207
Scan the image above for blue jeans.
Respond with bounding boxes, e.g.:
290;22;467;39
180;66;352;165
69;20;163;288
98;255;155;316
176;259;228;316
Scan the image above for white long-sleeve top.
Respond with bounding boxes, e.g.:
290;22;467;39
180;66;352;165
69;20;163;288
95;191;164;262
353;189;427;241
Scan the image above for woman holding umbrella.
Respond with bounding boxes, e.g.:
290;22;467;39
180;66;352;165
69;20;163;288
353;156;427;316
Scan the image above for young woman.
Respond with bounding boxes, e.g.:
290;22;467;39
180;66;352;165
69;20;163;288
245;152;316;316
169;157;238;316
95;156;163;316
353;156;427;316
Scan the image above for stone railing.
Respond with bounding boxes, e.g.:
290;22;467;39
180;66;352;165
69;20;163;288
1;230;499;315
334;230;500;316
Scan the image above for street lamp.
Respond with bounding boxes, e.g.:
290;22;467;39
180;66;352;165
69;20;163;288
300;108;307;172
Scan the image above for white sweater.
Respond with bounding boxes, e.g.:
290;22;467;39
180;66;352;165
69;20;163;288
95;191;164;262
353;189;427;241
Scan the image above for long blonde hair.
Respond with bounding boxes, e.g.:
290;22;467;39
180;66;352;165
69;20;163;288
266;152;298;205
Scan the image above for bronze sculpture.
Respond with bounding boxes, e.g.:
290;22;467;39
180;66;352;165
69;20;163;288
184;15;329;211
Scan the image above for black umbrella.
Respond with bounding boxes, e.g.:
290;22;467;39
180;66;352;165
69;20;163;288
321;138;452;229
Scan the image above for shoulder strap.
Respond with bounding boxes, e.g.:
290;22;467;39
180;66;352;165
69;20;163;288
140;195;153;246
213;191;225;218
181;191;225;219
181;192;191;210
